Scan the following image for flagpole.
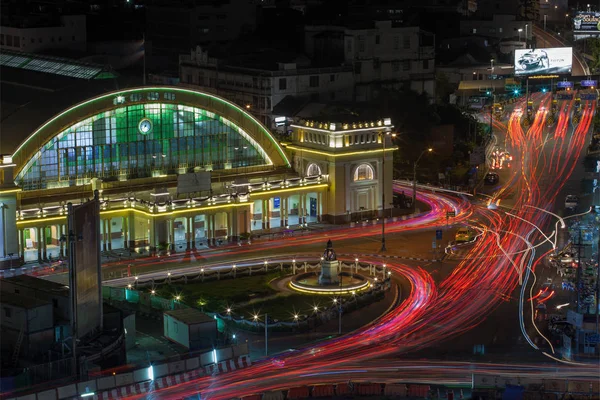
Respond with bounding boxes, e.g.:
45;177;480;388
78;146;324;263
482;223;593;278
142;34;146;86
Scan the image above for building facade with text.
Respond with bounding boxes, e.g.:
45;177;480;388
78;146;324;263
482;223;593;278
0;86;394;266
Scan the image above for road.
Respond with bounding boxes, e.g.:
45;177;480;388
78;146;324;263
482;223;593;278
76;92;598;398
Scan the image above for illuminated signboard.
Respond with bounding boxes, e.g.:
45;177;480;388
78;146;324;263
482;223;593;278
514;47;572;76
556;81;574;89
573;12;600;33
580;80;597;87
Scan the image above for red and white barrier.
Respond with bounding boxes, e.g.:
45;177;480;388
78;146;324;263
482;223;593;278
204;355;251;376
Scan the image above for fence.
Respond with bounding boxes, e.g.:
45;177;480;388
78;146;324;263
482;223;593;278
103;259;393;332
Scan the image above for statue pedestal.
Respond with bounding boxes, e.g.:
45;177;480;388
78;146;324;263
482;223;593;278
319;260;339;285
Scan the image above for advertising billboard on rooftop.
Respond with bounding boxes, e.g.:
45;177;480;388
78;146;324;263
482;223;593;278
514;47;572;76
573;12;600;33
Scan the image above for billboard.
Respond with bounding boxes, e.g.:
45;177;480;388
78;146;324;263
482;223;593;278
69;194;102;339
514;47;572;76
573;12;600;33
177;172;212;195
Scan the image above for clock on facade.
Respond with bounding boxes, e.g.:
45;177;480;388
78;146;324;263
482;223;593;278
138;118;153;134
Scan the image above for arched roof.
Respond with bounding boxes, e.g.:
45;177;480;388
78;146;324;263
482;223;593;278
11;86;290;175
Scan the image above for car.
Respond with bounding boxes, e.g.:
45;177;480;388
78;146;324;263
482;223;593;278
455;227;477;243
484;172;499;185
491;149;513;170
565;195;579;210
517;50;549;71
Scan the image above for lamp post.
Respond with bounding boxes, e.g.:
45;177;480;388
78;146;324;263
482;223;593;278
525;24;528;48
412;148;433;212
518;28;523;42
380;130;396;252
544;15;548;31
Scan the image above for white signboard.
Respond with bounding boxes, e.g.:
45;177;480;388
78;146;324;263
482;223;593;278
514;47;573;76
177;172;212;195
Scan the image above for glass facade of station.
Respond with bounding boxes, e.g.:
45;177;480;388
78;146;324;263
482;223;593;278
16;103;271;190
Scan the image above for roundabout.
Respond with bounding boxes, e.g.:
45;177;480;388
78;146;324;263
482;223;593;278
288;240;373;295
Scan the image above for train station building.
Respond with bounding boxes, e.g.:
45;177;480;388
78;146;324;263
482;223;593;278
0;85;394;266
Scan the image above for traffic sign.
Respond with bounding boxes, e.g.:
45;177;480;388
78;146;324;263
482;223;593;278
446;211;456;218
436;229;443;240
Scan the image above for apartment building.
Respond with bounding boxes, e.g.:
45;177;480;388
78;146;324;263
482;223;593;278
305;20;436;100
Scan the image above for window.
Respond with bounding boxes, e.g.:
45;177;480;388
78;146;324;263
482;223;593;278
393;36;399;50
354;61;362;74
402;60;410;71
358;35;365;52
373;58;380;69
30;38;34;43
346;38;352;52
38;37;43;43
309;76;319;88
7;35;12;46
423;59;429;70
13;36;20;47
279;78;287;90
4;307;11;318
499;27;503;33
330;74;335;82
375;35;380;45
72;36;76;41
0;34;4;45
53;299;58;308
14;289;20;294
164;92;176;100
354;164;374;181
403;35;410;49
472;28;477;34
392;61;400;72
58;36;62;42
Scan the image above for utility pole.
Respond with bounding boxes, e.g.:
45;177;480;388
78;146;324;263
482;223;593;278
264;313;268;357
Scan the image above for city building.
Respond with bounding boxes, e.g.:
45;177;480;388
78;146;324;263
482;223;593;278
0;14;86;53
145;0;258;73
179;46;355;128
304;20;436;100
0;86;394;265
460;15;532;41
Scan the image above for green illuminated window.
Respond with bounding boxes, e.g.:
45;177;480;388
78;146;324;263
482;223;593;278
16;103;270;190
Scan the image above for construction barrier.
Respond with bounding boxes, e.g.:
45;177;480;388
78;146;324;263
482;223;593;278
311;384;334;398
240;395;262;400
286;386;310;399
357;383;382;396
408;384;431;398
335;382;353;396
261;391;284;400
6;351;251;400
544;380;567;393
384;383;408;397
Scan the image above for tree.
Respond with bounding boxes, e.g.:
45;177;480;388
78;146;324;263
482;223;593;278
585;38;600;73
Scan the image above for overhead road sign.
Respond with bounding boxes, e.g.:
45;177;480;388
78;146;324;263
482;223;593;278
581;80;597;87
556;81;573;89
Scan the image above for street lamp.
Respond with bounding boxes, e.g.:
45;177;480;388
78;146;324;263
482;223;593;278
518;28;523;42
380;130;396;252
544;15;548;31
412;148;433;212
490;58;494;76
525;24;528;48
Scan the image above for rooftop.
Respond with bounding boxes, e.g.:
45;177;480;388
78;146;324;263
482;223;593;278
164;308;216;325
3;275;70;296
0;290;51;310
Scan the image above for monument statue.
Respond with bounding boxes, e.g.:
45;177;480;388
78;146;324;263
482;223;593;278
323;239;337;261
319;239;339;285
